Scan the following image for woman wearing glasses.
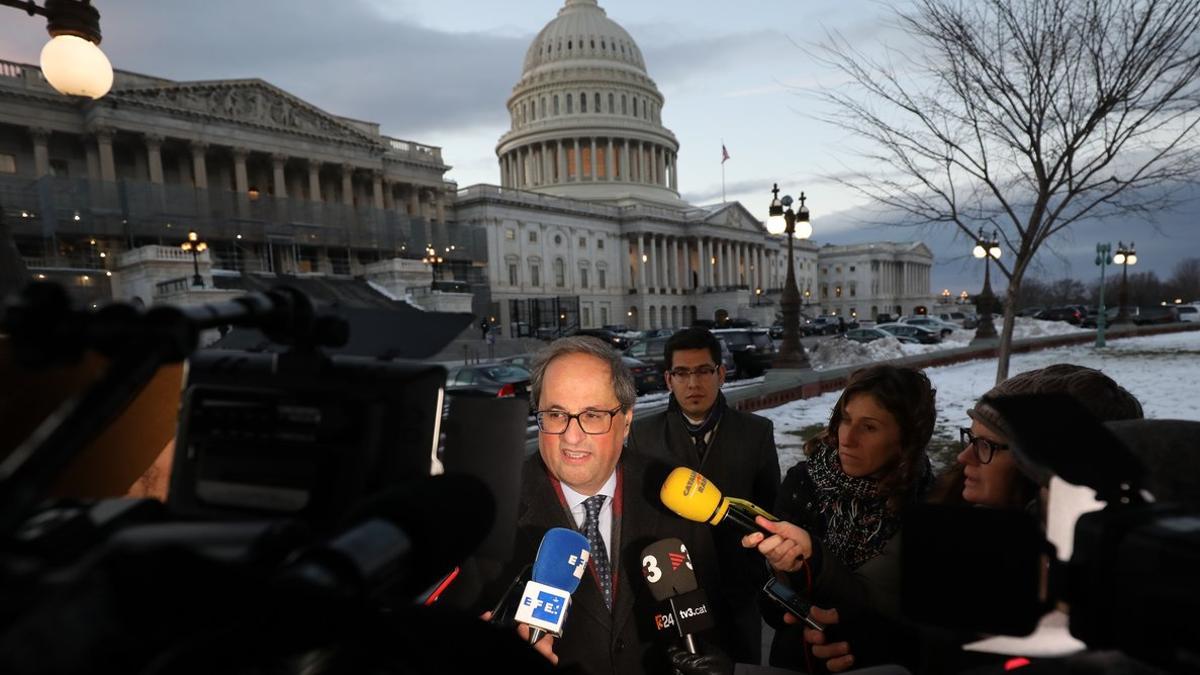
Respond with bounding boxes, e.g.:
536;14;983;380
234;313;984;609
952;363;1143;510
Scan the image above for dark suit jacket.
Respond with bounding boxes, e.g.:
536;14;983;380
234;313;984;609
627;404;781;664
451;451;732;675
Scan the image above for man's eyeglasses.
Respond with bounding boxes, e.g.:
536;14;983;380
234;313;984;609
667;365;718;380
535;406;624;435
959;427;1010;464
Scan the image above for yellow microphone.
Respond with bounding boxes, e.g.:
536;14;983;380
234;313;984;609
660;467;778;534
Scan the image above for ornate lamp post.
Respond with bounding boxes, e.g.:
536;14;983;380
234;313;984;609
422;245;444;285
1094;242;1113;348
941;288;951;304
767;184;813;369
1112;241;1137;324
971;228;1002;342
179;230;207;288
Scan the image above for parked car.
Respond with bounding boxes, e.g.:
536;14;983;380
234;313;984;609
626;337;669;372
1080;307;1119;328
806;316;844;336
1177;305;1199;323
571;328;632;350
624;355;665;395
937;311;978;329
1034;306;1085;324
713;335;740;380
637;328;676;339
876;322;942;344
1016;306;1044;318
901;316;958;338
711;328;777;377
1133;306;1179;325
844;327;917;344
445;363;532;400
769;323;784;339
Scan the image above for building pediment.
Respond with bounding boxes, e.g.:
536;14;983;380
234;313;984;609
696;202;765;234
108;80;380;147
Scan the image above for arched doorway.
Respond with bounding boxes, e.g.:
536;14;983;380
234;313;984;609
714;308;730;327
649;305;658;329
627;306;639;329
671;306;679;327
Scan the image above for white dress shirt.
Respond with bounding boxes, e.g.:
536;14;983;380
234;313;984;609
560;470;617;554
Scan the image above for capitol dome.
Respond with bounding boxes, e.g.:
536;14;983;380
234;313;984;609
496;0;682;206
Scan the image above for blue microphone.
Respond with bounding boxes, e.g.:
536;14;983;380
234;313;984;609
515;527;591;644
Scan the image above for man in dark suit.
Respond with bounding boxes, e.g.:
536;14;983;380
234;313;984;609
455;336;732;675
627;327;781;664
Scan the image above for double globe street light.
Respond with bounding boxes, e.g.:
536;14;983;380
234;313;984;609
1;0;114;99
767;184;813;369
180;230;207;288
1112;241;1138;324
971;228;1002;343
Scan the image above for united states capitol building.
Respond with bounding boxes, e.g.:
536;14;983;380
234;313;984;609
0;0;934;334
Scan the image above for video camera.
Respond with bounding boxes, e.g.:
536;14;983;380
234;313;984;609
0;282;547;675
901;393;1200;671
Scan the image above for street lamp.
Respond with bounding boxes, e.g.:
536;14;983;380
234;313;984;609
755;287;762;305
1112;241;1137;324
1094;242;1114;348
179;230;207;288
766;184;812;369
971;228;1002;342
1;0;113;98
422;245;444;285
941;288;951;304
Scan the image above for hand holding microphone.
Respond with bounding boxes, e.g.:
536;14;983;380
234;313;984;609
659;467;779;535
741;515;812;574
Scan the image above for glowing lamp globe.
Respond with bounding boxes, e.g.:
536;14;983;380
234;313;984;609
40;34;113;99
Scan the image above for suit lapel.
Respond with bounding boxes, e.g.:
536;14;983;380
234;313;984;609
611;456;659;640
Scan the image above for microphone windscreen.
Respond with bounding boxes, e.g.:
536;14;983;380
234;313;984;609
660;467;725;525
339;472;494;593
531;527;591;593
640;537;699;601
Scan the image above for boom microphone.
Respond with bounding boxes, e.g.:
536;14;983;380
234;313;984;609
660;467;777;534
515;527;590;644
641;537;714;654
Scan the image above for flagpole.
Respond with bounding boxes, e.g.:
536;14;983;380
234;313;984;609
721;139;727;203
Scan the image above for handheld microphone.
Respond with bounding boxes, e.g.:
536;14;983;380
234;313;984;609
514;527;590;644
641;537;715;654
660;467;778;534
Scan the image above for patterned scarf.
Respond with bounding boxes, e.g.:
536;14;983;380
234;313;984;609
806;439;930;570
668;391;727;461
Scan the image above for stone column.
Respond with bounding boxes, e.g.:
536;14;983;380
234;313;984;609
637;235;647;291
657;145;666;186
30;127;51;178
647;235;658;292
233;148;250;217
306;159;321;201
271;154;288;198
620;140;630;182
757;247;765;291
407;185;420;216
672;237;682;292
383;179;396;211
187;142;208;190
340;163;355;206
138;134;163;185
436;192;446;224
670;151;678;190
85;141;100;182
573;139;582;182
607;138;615;180
95;127;116;184
589;138;598;180
370;170;384;210
700;238;709;287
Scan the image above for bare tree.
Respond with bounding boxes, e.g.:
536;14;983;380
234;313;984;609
817;0;1200;382
1168;257;1200;300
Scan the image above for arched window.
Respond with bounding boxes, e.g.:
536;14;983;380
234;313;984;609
601;40;606;50
608;93;614;113
521;102;527;124
633;98;638;117
594;92;601;111
567;40;572;50
540;97;546;118
621;94;627;115
554;95;560;115
567;94;573;114
581;93;587;113
554;258;566;287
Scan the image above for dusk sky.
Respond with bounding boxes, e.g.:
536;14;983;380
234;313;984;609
2;0;1196;296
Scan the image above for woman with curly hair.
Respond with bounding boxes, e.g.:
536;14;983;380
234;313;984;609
742;364;937;671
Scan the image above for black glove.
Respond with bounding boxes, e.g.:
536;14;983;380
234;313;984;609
667;644;734;675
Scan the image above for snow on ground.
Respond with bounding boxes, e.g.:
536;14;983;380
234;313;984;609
807;317;1087;370
759;330;1200;475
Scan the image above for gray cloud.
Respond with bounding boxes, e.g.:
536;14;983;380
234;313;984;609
0;0;528;138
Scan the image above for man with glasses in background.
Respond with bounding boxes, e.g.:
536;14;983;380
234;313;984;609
453;335;731;675
627;326;780;664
